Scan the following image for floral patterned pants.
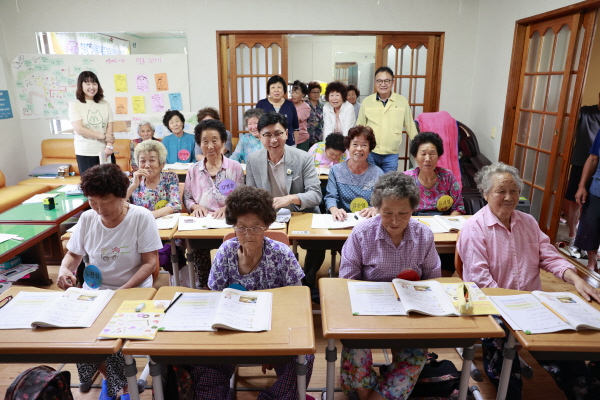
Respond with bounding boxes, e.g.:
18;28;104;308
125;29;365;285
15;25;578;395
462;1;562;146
340;347;427;400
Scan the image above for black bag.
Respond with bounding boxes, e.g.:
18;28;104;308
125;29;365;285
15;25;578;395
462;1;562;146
155;364;194;400
5;365;74;400
409;356;472;399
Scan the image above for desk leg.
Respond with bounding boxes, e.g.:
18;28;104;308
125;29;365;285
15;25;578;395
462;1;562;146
458;345;475;400
296;354;307;399
186;239;195;288
148;357;164;400
325;339;337;400
124;354;140;400
293;239;298;259
170;238;180;286
496;332;517;400
329;250;336;278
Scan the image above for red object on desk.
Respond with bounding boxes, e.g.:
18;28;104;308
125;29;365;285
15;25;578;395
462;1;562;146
397;270;420;281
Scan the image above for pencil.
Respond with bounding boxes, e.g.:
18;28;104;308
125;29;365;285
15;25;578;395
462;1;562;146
541;301;568;323
164;292;184;314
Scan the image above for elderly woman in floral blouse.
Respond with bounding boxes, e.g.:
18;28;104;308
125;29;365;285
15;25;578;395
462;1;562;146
183;119;244;288
306;81;324;146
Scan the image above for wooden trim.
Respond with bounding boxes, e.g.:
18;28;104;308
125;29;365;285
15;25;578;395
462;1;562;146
429;33;444;112
375;35;383;94
517;0;600;24
217;30;445;36
229;35;239;141
217;35;230;134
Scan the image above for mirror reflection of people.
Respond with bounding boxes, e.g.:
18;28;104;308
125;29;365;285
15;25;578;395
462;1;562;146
291;80;311;151
255;75;298;146
357;66;418;173
306;81;324;146
322;81;356;139
189;186;314;398
69;71;115;175
57;163;163;400
193;107;233;160
458;162;600;400
339;172;441;400
161;109;195;163
347;84;361;119
229;108;265;164
130;121;161;172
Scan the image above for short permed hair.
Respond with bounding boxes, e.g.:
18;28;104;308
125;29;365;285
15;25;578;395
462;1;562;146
307;81;321;95
258;112;288;133
371;172;420;210
243;108;265;128
225;186;277;227
162;110;186;131
292;80;308;96
410;132;444;158
325;81;348;102
344;125;376;151
267;75;287;95
134;140;168;166
474;162;524;197
76;71;104;103
197;107;220;122
325;132;346;153
80;164;129;199
194;119;228;146
347;84;360;98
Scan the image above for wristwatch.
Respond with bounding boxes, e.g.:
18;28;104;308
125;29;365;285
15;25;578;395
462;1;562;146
106;145;114;150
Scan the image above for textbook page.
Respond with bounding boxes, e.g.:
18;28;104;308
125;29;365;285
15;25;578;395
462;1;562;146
532;291;600;331
212;288;272;332
161;292;221;331
489;294;574;334
348;281;407;315
443;282;499;315
433;215;466;232
317;167;330;175
178;215;232;231
156;213;180;230
0;291;62;329
163;163;192;170
413;217;447;233
311;213;366;229
99;300;170;340
392;279;459;316
32;288;115;328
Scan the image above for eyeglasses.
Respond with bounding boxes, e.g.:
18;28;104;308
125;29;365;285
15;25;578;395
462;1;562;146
234;226;268;235
0;295;13;310
310;90;321;94
261;131;286;140
375;79;393;85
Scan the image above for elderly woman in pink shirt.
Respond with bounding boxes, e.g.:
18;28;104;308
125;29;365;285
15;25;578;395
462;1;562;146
458;162;600;400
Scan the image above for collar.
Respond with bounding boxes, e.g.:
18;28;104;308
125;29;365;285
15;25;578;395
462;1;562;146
267;147;286;166
374;215;415;244
482;205;522;229
376;92;393;105
197;155;229;172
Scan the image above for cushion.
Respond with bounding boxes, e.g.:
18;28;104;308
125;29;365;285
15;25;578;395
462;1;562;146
18;175;82;190
0;184;50;213
29;163;71;177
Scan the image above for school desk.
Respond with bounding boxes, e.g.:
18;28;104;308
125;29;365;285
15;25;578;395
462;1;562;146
0;286;156;363
319;278;505;400
122;285;316;400
482;287;600;400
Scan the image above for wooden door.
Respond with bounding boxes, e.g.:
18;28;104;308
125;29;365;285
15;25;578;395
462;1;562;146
375;33;444;171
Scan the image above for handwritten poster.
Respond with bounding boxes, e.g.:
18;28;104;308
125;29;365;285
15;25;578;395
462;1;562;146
115;97;128;114
136;74;149;92
154;73;169;91
114;74;128;92
132;96;146;114
151;94;165;113
169;92;182;111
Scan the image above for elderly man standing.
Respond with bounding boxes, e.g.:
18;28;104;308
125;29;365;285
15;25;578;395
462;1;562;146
246;112;325;293
357;66;418;173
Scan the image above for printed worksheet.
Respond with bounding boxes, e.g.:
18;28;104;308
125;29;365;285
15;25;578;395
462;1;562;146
392;279;459;316
0;291;62;329
348;281;407;315
161;292;221;331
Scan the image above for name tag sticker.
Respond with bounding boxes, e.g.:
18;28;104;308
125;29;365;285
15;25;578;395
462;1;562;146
155;199;168;210
84;265;102;289
436;195;454;211
218;179;237;196
350;197;368;213
177;149;190;161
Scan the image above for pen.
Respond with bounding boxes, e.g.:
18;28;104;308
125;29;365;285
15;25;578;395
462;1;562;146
354;215;359;220
164;293;184;314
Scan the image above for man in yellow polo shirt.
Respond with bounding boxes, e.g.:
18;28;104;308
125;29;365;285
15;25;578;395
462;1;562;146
357;66;418;172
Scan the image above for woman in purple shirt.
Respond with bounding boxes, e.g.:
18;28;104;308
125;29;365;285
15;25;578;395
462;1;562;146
339;172;441;400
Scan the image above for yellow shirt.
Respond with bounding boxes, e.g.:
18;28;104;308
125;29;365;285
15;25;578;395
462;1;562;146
356;92;417;155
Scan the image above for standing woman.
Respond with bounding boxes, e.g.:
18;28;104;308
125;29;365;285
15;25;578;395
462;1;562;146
322;81;356;140
291;80;311;151
255;75;298;146
347;84;361;120
306;81;324;146
68;71;115;175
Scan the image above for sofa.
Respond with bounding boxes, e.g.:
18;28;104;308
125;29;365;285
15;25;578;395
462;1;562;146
18;139;131;189
0;170;50;213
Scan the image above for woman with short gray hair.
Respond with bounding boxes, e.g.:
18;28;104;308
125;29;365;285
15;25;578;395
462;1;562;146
338;172;441;399
130;121;161;171
474;161;524;197
230;108;265;163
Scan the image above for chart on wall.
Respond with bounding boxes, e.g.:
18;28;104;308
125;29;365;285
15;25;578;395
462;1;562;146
10;54;190;121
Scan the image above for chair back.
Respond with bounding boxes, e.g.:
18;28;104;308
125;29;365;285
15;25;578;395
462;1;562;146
223;231;290;246
178;183;187;213
454;230;463;279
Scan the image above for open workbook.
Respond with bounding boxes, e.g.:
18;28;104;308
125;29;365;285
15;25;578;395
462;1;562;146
160;289;272;332
312;213;367;229
413;215;466;233
0;288;114;329
489;292;600;334
99;300;171;340
156;213;180;230
348;279;498;316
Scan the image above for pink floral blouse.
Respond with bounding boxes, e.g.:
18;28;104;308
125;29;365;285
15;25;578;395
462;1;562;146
404;167;465;214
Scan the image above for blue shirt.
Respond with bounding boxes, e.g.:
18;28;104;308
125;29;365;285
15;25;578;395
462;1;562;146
324;161;384;212
256;98;298;146
162;132;196;163
589;129;600;197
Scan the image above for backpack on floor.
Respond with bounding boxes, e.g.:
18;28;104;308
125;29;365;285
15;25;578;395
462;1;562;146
409;355;473;400
4;365;74;400
154;364;194;400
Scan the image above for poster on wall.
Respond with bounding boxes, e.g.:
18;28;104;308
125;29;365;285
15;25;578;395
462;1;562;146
10;54;190;121
0;56;13;120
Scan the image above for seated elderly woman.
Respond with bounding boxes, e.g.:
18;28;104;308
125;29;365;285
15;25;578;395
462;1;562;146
326;126;383;221
130;121;161;172
340;172;441;400
188;185;314;398
404;132;464;216
308;132;348;168
57;163;163;400
458;162;600;400
322;81;356;139
194;107;233;160
183;119;244;288
127;140;181;217
229;108;265;164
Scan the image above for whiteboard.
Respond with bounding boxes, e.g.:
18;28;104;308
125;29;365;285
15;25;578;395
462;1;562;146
10;54;190;121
